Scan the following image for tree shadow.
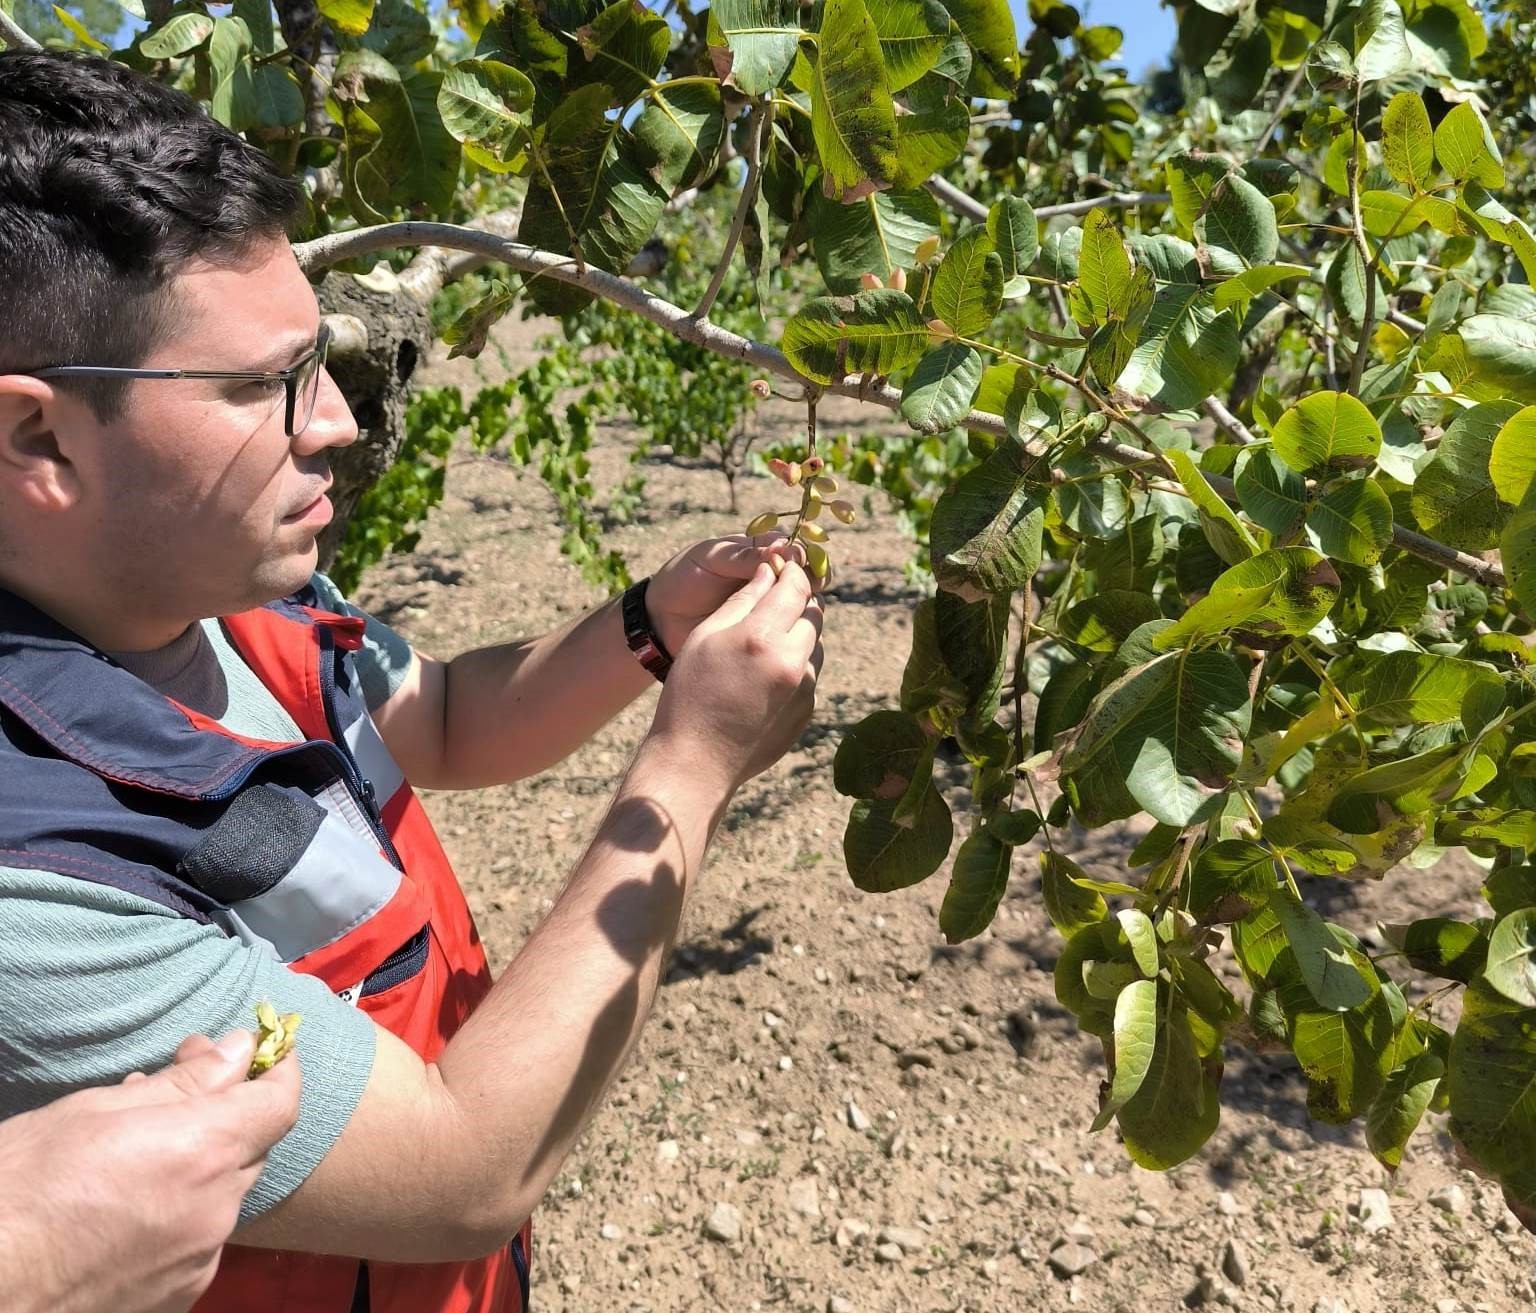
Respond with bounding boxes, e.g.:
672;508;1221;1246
665;905;775;984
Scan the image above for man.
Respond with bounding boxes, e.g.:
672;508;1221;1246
0;48;824;1313
0;1031;303;1313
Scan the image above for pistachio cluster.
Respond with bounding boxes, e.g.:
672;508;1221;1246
248;1000;302;1079
743;450;855;582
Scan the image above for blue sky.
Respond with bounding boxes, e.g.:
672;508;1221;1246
1044;0;1178;80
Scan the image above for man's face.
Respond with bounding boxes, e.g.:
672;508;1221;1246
70;237;359;626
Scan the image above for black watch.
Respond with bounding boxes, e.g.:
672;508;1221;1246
621;577;674;683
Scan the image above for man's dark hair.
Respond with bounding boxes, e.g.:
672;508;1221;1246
0;50;304;418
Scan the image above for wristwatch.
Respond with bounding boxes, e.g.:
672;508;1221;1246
621;576;674;683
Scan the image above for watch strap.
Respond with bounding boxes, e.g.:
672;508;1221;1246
621;577;673;683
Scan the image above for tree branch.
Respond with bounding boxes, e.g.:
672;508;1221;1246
1202;395;1258;446
693;100;769;320
291;221;1507;590
924;174;1171;224
1346;82;1377;396
0;7;42;49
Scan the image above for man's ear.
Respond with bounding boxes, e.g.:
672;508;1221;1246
0;377;82;514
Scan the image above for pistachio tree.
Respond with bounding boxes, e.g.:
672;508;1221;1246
6;0;1536;1223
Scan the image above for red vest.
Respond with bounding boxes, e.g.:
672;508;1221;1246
187;601;533;1313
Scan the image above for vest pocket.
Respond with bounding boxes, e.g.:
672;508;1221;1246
359;926;431;998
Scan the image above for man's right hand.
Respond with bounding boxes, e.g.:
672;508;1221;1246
648;558;825;788
0;1030;301;1313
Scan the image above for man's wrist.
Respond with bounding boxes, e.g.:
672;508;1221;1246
620;578;673;683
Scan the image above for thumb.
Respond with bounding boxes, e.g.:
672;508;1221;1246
691;562;776;638
155;1031;255;1097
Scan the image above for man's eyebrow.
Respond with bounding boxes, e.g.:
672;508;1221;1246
252;333;320;372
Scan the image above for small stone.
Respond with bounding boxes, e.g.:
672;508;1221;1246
834;1218;870;1249
1048;1242;1097;1278
1132;1208;1158;1227
937;1033;965;1055
763;1011;782;1028
600;1222;623;1241
1312;1301;1349;1313
560;1273;581;1295
1063;1219;1096;1243
787;1178;821;1220
704;1202;742;1244
896;1050;934;1070
778;1055;794;1071
1006;1009;1038;1056
952;1021;983;1049
1428;1184;1466;1215
1357;1188;1393;1233
814;965;830;984
827;1299;854;1313
566;1178;583;1198
982;1258;1000;1280
1187;1267;1219;1306
877;1226;927;1254
846;1100;872;1132
655;1139;680;1163
1434;1301;1460;1313
874;1242;905;1264
1215;1191;1241;1217
1221;1238;1248;1287
490;856;513;874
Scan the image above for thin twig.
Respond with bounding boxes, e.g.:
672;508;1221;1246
694;101;770;320
1202;396;1258;446
291;221;1509;590
1255;63;1307;153
924;174;1171;225
0;7;42;49
1346;81;1376;396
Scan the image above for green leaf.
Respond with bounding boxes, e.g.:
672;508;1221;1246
1115;283;1239;413
928;436;1046;598
1061;648;1252;827
632;82;725;192
1195;174;1278;269
436;59;533;146
1353;0;1412;81
1189;839;1276;923
1114;999;1222;1169
318;0;376;36
1485;909;1536;1009
942;0;1016;97
1367;1047;1444;1170
1211;263;1309;313
1411;399;1521;552
1327;743;1477;834
1490;406;1536;509
1504;510;1536;618
1041;850;1108;937
1447;978;1536;1210
939;828;1014;942
987;195;1038;279
866;0;949;91
1433;100;1504;188
1307;477;1393;566
1059;591;1163;653
931;229;1004;337
885;101;967;189
1275;945;1397;1122
1090;977;1158;1131
899;342;983;433
1116;909;1160;977
1359;189;1438;238
138;10;214;56
1381;917;1488;982
812;0;899;201
51;3;107;48
844;786;954;891
1076;208;1132;325
1235;447;1307;537
1355;651;1502;729
712;0;801;95
1269;885;1373;1010
1271;390;1382;475
1460;315;1536;406
1165;447;1259;565
781;288;929;384
812;188;942;294
934;590;1009;720
572;0;670;104
208;17;303;132
1381;90;1433;189
1156;547;1339;648
832;709;931;799
1165;152;1230;234
334;50;461;217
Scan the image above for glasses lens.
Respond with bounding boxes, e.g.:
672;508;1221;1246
293;338;327;436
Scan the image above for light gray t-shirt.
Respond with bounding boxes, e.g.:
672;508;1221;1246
0;574;417;1222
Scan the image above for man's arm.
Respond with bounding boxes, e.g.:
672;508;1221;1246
368;535;804;791
235;560;823;1261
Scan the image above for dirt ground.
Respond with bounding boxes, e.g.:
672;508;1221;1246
349;311;1536;1313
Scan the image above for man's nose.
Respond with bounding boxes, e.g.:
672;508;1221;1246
295;367;359;455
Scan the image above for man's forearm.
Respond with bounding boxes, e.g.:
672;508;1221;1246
432;733;728;1236
436;592;654;788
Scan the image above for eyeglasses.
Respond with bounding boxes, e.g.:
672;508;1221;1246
25;324;333;438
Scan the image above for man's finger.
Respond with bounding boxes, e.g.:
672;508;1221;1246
146;1031;255;1099
784;596;825;667
692;562;777;637
195;1057;302;1169
687;537;782;582
750;559;815;634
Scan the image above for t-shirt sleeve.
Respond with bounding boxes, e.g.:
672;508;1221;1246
0;868;378;1223
307;571;416;711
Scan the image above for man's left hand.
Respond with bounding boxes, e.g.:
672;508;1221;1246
646;532;824;659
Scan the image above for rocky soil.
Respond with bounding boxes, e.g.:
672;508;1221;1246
347;314;1536;1313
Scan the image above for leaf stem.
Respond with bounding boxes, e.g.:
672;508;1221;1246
694;99;771;320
